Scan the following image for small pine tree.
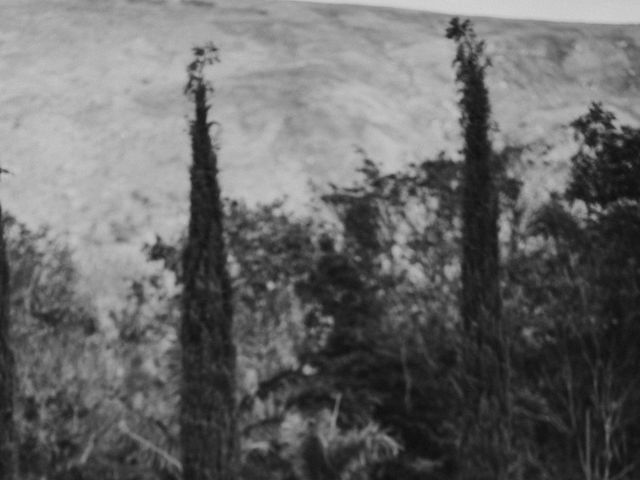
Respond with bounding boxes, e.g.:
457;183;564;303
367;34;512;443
181;44;238;480
0;200;16;480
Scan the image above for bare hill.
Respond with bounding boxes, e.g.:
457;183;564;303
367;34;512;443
1;0;639;307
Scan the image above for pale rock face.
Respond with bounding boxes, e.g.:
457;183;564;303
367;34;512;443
1;0;639;311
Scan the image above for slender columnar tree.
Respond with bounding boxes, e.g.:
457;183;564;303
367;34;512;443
181;44;238;480
447;18;509;480
446;17;501;346
0;200;16;480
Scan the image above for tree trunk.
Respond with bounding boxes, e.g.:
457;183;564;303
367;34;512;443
0;205;16;480
181;47;238;480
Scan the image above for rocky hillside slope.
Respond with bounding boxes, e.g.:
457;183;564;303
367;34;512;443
1;0;639;308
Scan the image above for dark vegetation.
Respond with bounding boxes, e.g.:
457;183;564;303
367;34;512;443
1;15;640;480
181;43;238;480
1;203;16;480
447;19;508;480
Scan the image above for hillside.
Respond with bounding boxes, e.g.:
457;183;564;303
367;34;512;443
1;0;639;310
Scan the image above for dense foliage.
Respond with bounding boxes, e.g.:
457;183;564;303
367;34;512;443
447;18;509;480
0;204;16;480
182;43;238;480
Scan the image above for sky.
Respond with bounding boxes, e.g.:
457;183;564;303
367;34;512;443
286;0;640;24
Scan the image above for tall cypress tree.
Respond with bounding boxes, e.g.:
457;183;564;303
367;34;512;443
446;17;501;346
181;44;238;480
447;18;509;480
0;200;16;480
